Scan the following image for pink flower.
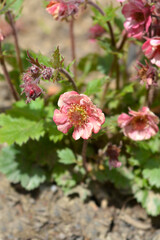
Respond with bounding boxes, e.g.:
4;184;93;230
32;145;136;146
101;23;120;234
46;0;83;21
118;107;159;141
122;0;152;39
135;61;158;88
142;37;160;67
117;0;125;2
106;144;122;170
53;91;105;140
89;24;105;42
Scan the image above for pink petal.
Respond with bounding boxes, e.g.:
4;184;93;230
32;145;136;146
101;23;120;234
57;121;72;134
53;109;68;124
118;113;131;128
58;91;79;107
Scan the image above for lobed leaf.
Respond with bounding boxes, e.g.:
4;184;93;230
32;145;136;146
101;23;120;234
0;114;45;145
57;148;76;165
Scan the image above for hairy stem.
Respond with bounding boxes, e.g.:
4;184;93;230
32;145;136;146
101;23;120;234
115;56;120;90
0;42;19;101
146;87;154;107
59;68;79;92
69;17;77;79
87;0;116;47
118;32;128;51
82;139;88;173
6;11;23;73
100;58;116;108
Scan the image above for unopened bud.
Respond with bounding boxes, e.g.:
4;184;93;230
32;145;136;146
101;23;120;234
42;67;53;80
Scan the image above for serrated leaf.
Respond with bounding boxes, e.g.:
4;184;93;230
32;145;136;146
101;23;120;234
6;0;24;19
45;122;64;143
52;47;64;69
52;164;77;192
29;51;52;67
142;158;160;188
57;148;76;165
105;164;133;189
84;78;106;95
78;53;99;75
0;114;45;145
135;189;160;216
0;145;46;190
7;99;45;121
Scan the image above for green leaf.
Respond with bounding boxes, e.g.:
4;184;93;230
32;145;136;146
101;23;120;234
7;99;45;121
57;148;76;165
97;54;114;75
52;164;77;192
142;158;160;188
5;0;24;19
78;53;99;75
135;189;160;216
143;168;160;188
0;145;46;190
105;163;133;189
45;122;64;143
118;83;135;97
30;51;52;67
0;114;45;145
84;77;106;95
52;46;64;69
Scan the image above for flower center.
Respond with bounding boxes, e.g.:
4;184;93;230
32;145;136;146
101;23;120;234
134;12;144;22
132;116;148;130
67;104;88;127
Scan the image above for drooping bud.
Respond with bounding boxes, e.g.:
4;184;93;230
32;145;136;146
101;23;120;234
20;82;43;103
30;65;41;78
41;67;53;80
89;24;105;42
22;73;33;84
106;144;122;170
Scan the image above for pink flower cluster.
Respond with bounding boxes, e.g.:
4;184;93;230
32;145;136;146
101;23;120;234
21;64;53;103
46;0;84;20
118;107;159;141
142;37;160;67
122;0;152;39
53;91;105;140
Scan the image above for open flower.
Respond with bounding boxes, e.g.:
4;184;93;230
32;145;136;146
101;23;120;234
122;0;152;39
118;107;159;141
106;144;122;170
135;61;158;88
142;37;160;67
46;0;83;21
53;91;105;140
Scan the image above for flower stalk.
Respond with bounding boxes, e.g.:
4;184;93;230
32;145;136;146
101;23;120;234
87;0;116;47
59;67;79;92
82;139;88;173
6;11;23;73
0;42;19;101
69;17;77;79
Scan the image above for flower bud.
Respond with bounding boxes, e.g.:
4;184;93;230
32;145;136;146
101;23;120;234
42;67;53;80
106;144;122;169
21;82;43;103
30;65;41;78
